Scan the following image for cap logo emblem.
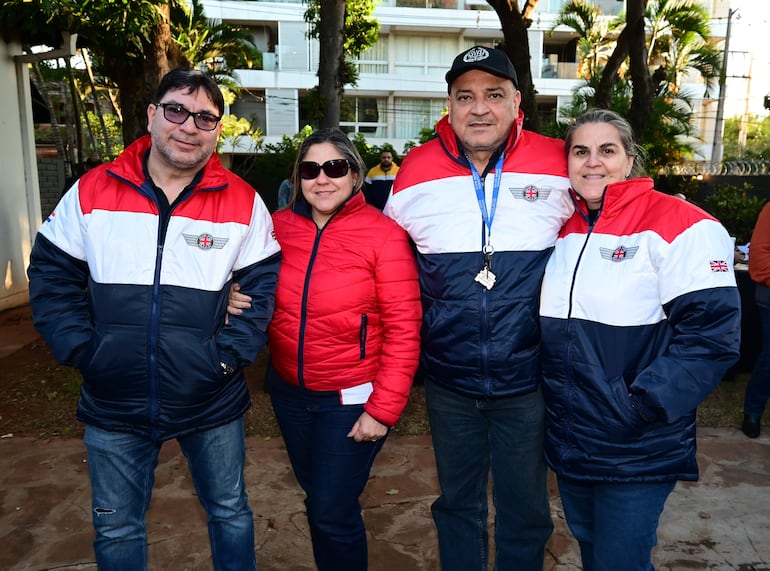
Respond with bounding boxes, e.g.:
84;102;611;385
463;47;491;63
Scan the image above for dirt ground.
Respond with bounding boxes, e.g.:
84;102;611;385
0;302;747;440
0;305;430;440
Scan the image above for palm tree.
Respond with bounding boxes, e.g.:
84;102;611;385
551;74;697;174
171;0;261;93
551;0;618;80
644;0;721;96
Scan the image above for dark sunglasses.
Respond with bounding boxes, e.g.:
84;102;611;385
154;102;221;131
298;159;351;180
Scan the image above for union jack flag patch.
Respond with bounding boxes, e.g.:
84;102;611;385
709;260;729;272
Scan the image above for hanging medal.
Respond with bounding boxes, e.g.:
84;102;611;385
470;153;504;290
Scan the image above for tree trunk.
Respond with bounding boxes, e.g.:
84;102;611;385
318;0;346;129
626;0;653;142
82;48;112;158
65;58;87;164
595;26;629;109
112;4;188;146
487;0;540;133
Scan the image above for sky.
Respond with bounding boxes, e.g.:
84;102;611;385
722;0;769;119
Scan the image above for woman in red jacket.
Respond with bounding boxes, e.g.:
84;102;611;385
231;128;422;570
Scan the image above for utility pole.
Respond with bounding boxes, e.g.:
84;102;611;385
710;8;736;170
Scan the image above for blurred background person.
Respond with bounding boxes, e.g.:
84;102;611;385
363;149;399;211
742;202;770;438
276;163;293;210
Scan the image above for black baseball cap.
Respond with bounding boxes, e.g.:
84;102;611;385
445;46;518;92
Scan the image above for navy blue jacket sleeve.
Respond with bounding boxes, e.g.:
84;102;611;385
27;233;93;367
216;251;281;368
630;286;741;423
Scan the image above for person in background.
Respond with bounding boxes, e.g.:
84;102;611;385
230;128;422;570
362;149;399;210
539;108;741;570
742;202;770;438
383;45;572;570
277;163;293;210
60;156;103;198
27;67;281;570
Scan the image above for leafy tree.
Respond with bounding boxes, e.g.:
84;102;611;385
723;115;770;161
643;0;720;97
171;0;261;92
548;74;696;174
591;0;719;143
305;0;379;129
217;87;263;153
485;0;541;132
703;183;766;244
2;0;260;147
551;0;618;80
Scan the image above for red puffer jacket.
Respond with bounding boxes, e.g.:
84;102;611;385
269;191;422;426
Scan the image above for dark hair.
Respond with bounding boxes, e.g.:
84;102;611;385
564;109;646;178
288;129;366;207
84;157;102;170
154;67;225;116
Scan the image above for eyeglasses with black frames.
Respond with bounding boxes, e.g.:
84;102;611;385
154;102;221;131
298;159;351;180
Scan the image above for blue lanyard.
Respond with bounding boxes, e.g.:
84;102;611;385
468;153;504;250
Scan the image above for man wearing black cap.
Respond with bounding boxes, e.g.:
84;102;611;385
384;46;573;570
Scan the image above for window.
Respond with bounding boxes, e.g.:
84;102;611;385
393;36;458;77
340;97;388;136
394;98;446;139
355;38;389;74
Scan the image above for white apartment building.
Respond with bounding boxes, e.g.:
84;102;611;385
202;0;729;161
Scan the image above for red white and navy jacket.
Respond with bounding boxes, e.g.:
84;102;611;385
384;113;572;398
539;178;741;482
269;191;422;427
27;135;281;441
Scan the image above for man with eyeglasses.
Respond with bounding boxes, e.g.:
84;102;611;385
27;67;281;570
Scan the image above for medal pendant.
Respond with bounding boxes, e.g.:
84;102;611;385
475;268;496;290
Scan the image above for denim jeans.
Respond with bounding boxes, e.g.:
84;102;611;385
269;378;385;571
557;477;676;571
744;301;770;420
84;418;256;571
424;379;553;571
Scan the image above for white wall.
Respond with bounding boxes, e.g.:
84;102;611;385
0;39;41;311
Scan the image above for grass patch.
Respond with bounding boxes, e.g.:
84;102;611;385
697;372;749;428
0;339;753;439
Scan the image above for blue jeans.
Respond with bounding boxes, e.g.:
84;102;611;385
269;377;385;571
84;419;256;571
744;301;770;420
424;380;553;571
558;478;676;571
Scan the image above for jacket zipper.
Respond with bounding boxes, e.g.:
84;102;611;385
359;314;368;360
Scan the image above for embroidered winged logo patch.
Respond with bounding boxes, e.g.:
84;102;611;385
183;233;229;250
510;185;552;202
600;245;639;262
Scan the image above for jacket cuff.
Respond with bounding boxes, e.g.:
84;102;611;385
629;395;656;423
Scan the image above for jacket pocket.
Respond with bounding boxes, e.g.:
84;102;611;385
359;314;368;360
